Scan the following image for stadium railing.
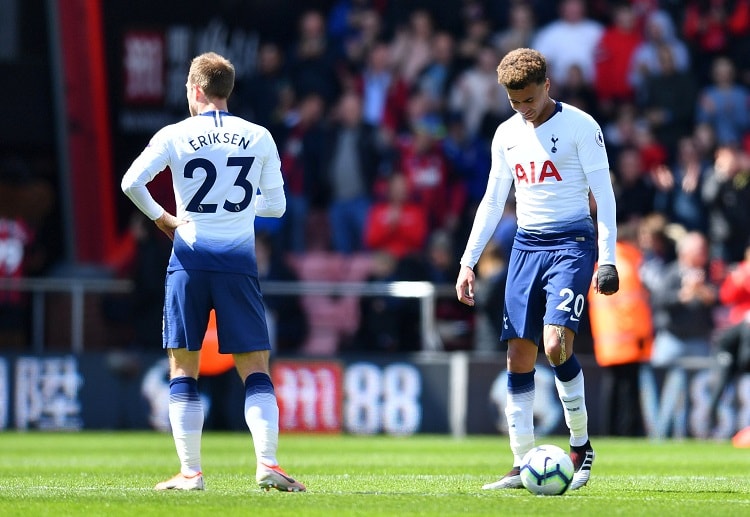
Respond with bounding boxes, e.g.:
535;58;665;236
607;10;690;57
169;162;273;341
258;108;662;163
0;277;447;353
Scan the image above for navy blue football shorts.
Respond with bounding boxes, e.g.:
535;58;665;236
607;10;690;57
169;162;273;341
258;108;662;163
501;246;595;345
163;269;271;353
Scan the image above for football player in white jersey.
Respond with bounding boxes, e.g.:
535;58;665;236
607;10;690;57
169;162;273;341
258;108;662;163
122;52;305;492
455;48;619;491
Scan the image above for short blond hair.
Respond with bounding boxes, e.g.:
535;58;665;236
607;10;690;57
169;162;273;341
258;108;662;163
496;48;547;90
188;52;235;100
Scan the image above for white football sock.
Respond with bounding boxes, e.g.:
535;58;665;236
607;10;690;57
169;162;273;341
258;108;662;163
245;392;279;466
169;390;204;476
506;387;535;466
555;371;589;447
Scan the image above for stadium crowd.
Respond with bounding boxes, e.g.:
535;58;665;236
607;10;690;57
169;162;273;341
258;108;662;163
3;0;750;359
222;0;750;357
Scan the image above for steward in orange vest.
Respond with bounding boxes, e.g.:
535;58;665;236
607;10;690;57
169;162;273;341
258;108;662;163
588;240;654;367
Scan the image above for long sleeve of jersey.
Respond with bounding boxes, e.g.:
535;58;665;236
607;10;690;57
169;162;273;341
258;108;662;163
255;186;286;218
588;168;617;265
459;175;514;268
120;163;166;221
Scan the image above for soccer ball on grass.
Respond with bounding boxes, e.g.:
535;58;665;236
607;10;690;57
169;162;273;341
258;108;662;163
520;444;574;496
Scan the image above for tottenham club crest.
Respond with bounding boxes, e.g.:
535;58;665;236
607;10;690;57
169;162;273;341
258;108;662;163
595;129;604;147
550;135;558;153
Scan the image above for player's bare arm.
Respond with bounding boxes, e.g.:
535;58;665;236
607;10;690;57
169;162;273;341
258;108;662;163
153;211;186;241
456;265;476;306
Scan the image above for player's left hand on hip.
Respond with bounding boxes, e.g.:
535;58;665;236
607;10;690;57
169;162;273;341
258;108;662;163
596;264;619;295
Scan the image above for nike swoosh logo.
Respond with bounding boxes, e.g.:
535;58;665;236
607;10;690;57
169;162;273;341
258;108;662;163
506;145;517;151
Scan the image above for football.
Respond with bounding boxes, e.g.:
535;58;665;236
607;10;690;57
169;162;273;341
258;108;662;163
520;444;574;496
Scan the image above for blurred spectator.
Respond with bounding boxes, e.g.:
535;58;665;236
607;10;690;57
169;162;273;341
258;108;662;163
415;31;460;114
0;157;52;349
457;0;488;35
454;16;493;73
588;221;653;436
603;102;668;172
323;91;383;253
472;241;507;353
354;40;409;133
0;215;33;349
638;44;698;159
555;63;602;122
701;145;750;263
490;197;518;262
490;0;562;29
424;230;473;351
397;117;465;234
593;2;642;117
278;93;327;253
124;212;172;350
603;102;643;159
442;111;491;209
448;45;508;140
327;0;380;61
235;42;291;135
402;85;445;138
356;251;420;352
629;9;691;92
717;241;750;329
651;136;709;233
695;56;750;147
650;230;718;367
611;146;656;224
706;240;750;431
492;1;538;57
682;0;750;84
364;173;428;259
634;121;669;173
389;9;435;86
637;212;674;293
288;10;342;105
339;7;384;72
256;233;308;355
531;0;604;85
692;121;720;160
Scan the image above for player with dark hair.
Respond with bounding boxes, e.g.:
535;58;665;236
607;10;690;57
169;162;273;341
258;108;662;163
122;52;305;492
455;48;619;490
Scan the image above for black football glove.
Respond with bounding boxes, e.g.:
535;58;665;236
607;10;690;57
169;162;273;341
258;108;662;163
596;264;619;295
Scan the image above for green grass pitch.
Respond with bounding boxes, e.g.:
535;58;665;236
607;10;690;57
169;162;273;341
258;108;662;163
0;432;748;516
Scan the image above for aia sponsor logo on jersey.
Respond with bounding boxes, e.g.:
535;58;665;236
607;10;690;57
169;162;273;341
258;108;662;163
514;160;562;184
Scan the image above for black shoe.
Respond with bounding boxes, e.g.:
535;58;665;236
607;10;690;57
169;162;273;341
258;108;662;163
569;441;595;490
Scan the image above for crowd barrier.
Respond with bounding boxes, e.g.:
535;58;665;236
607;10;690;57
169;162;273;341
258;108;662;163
0;277;447;353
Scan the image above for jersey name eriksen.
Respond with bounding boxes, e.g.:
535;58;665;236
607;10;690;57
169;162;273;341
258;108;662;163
514;160;562;184
188;131;251;151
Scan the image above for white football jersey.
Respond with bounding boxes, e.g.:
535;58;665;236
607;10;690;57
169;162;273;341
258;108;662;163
121;110;284;275
490;102;609;231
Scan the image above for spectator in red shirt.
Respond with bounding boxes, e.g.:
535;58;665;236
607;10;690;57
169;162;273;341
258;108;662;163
682;0;750;83
707;241;750;433
397;123;466;234
593;2;642;118
364;173;428;259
